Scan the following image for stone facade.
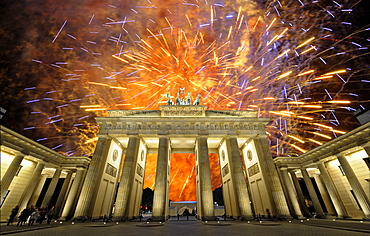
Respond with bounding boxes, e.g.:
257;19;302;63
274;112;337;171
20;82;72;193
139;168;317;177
0;125;90;222
2;107;369;222
74;105;289;221
274;121;370;219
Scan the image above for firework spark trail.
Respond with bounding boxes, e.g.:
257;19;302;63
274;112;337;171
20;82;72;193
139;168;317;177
20;0;370;200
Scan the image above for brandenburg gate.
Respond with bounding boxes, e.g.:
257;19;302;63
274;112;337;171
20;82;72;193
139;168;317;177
71;102;291;221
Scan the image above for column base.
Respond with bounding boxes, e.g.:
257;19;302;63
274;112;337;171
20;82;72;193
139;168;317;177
297;216;306;220
276;214;293;220
201;216;217;221
336;215;351;219
112;216;128;222
240;215;255;221
151;216;166;222
314;214;326;219
71;216;90;222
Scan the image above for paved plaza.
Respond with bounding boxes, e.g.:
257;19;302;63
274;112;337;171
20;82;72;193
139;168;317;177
1;218;369;236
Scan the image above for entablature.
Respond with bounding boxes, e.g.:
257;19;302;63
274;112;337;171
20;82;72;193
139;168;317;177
274;122;370;168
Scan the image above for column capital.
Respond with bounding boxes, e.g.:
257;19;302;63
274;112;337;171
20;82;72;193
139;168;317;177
157;130;169;135
300;167;311;177
279;166;289;171
15;151;28;157
198;130;209;136
288;169;299;174
335;152;346;158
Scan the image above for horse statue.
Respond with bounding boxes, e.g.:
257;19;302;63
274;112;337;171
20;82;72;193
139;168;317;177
186;92;192;105
193;94;201;105
166;93;174;105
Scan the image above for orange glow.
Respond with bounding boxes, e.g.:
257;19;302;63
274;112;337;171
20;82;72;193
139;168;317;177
287;135;305;143
295;37;315;49
296;115;314;120
143;153;221;201
313;123;333;130
290;144;307;153
276;49;290;59
84;137;98;144
269;111;292;117
313;75;333;80
326;100;351;104
276;71;293;80
297;70;315;77
87;82;110;87
300;46;315;55
300;105;322;108
312;132;332;139
324;69;346;75
331;129;346;134
308;138;323;145
85;108;107;111
80;105;102;108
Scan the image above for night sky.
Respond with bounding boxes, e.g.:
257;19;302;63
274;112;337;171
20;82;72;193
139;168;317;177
1;0;370;200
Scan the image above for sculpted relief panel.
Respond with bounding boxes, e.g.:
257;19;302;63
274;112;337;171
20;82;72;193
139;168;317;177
102;121;265;133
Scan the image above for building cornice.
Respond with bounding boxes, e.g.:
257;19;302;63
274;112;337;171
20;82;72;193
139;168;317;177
1;125;90;168
274;122;370;168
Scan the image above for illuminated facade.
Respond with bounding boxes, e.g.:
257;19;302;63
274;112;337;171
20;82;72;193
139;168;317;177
0;126;90;222
1;108;369;222
274;122;370;219
71;105;291;221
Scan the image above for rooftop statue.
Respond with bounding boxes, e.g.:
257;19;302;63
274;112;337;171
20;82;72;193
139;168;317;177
166;89;201;106
186;92;191;105
193;94;201;105
166;93;174;105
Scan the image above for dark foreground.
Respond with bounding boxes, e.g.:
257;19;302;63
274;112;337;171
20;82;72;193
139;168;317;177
1;217;369;236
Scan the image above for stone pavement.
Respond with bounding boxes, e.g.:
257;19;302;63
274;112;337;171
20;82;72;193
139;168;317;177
1;218;369;236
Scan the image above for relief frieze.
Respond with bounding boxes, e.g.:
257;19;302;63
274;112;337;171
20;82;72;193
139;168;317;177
106;121;264;131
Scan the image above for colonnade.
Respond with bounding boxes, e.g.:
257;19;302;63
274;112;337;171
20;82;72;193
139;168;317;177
276;146;370;219
2;112;369;222
0;151;88;221
70;133;296;221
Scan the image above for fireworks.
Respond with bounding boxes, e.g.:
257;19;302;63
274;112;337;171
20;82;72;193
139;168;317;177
1;0;369;201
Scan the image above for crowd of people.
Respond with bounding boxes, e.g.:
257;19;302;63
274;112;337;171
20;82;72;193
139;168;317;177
7;205;56;226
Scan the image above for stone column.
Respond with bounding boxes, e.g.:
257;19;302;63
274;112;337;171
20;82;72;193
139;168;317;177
60;169;87;220
280;168;304;219
277;168;296;218
29;174;48;206
317;162;348;218
226;137;253;220
336;153;370;218
290;171;311;218
73;137;110;220
113;136;140;221
313;174;336;215
55;171;73;216
152;136;170;221
1;152;28;200
42;167;62;207
300;168;325;218
196;136;215;220
18;162;45;211
253;137;291;219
